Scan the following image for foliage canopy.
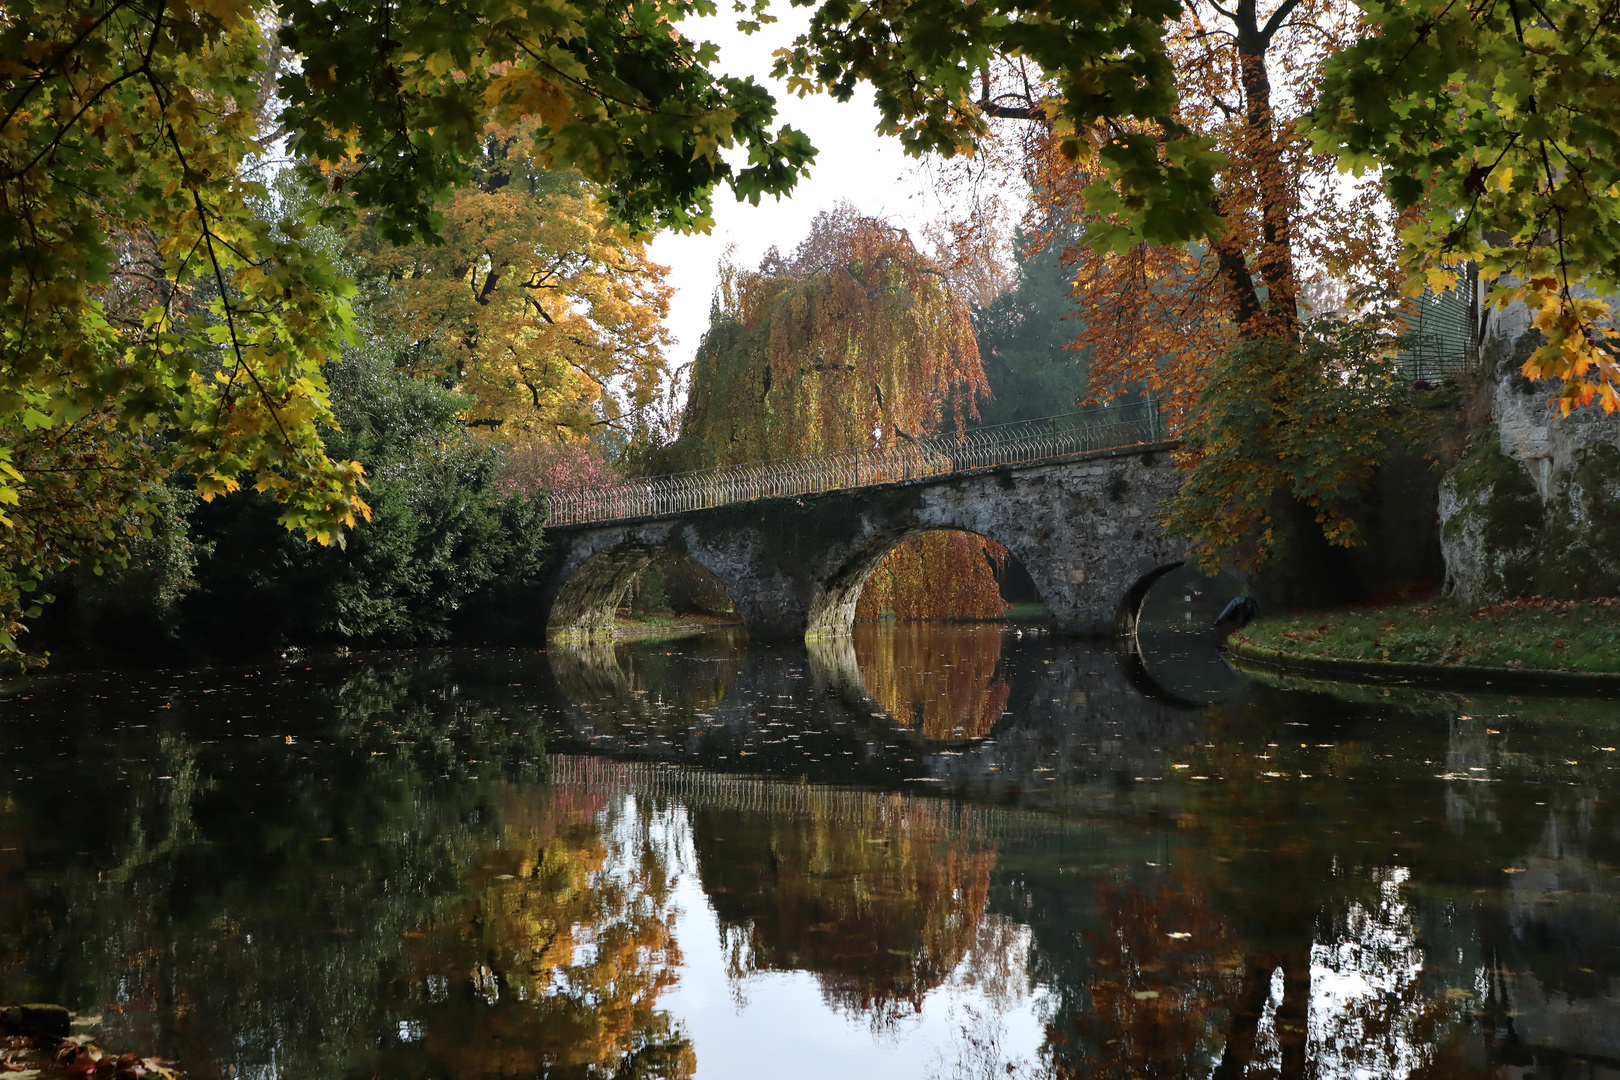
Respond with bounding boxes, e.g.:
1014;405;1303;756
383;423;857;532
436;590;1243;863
0;0;812;657
1312;0;1620;414
781;0;1620;417
675;205;987;463
351;148;673;443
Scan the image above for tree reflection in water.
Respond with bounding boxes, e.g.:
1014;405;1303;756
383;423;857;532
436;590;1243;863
689;787;999;1025
363;788;695;1079
852;622;1011;740
1051;872;1238;1079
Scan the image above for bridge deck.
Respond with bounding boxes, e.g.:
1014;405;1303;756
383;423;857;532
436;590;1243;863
547;401;1168;528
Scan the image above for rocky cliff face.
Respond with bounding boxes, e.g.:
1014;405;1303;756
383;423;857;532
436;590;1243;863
1440;306;1620;603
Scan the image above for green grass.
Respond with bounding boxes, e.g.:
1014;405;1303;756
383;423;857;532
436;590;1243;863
1233;597;1620;674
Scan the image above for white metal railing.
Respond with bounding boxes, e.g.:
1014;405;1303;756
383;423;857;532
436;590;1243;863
546;399;1168;527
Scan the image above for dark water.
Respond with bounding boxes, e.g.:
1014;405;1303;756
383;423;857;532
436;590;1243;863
2;623;1619;1079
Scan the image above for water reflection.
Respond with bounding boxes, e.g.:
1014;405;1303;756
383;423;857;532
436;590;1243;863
1;629;1620;1078
851;623;1011;740
547;628;746;735
364;787;694;1079
692;792;995;1022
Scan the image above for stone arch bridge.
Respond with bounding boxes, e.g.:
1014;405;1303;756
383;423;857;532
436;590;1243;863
540;436;1188;641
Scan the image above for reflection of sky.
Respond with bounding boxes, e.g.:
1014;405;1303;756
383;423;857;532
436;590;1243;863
1307;867;1431;1079
1208;865;1438;1080
606;798;1053;1079
1207;866;1440;1080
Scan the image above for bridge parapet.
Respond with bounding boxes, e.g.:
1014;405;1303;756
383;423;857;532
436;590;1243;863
547;400;1166;527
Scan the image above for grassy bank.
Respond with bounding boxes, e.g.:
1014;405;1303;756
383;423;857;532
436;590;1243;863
1232;597;1620;674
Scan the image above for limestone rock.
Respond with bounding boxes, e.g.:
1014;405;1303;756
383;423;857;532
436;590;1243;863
1440;437;1544;604
1439;316;1620;603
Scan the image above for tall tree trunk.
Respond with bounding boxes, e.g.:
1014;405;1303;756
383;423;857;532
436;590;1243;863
1232;0;1300;338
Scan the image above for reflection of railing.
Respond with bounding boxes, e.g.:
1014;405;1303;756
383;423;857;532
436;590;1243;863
547;400;1168;527
547;754;1038;843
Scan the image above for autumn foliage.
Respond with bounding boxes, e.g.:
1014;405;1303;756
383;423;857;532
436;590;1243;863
692;789;996;1022
1021;0;1393;418
855;532;1011;624
674;206;1010;619
677;206;985;459
995;0;1418;566
352;144;673;445
1313;0;1620;415
389;787;694;1077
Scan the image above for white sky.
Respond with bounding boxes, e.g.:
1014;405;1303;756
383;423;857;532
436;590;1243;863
646;11;964;370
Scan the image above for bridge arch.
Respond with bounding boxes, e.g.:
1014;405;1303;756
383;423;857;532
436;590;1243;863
1116;561;1186;640
546;537;745;640
806;524;1049;638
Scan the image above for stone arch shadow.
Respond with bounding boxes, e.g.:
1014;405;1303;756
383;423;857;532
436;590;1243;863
805;523;1052;639
546;537;745;640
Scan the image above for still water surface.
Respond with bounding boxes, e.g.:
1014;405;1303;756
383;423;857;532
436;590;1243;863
2;623;1619;1078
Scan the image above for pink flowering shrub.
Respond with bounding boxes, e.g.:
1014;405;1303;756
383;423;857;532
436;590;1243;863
497;438;620;497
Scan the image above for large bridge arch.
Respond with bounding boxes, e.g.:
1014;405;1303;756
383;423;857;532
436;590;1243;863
805;523;1052;639
540;442;1189;642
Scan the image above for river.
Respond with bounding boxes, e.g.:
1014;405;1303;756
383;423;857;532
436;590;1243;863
1;621;1617;1078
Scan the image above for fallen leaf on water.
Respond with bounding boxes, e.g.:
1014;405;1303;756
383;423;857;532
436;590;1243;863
1132;991;1160;1001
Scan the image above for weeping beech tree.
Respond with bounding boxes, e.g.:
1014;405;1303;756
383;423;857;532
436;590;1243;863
673;206;1008;620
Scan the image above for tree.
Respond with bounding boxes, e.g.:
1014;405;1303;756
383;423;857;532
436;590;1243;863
852;622;1012;739
179;339;550;649
671;206;1008;619
1311;0;1620;415
854;530;1011;622
351;136;675;444
779;0;1410;566
674;206;985;461
1004;0;1416;566
779;0;1620;406
690;791;996;1021
379;793;695;1079
777;0;1620;565
970;232;1091;428
0;0;813;660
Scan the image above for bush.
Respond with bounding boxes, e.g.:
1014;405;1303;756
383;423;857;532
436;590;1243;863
176;350;548;650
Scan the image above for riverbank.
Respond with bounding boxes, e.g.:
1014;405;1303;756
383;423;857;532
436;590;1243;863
1230;596;1620;679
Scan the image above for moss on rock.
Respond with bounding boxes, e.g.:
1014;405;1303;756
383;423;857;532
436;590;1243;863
1537;441;1620;599
1439;434;1544;603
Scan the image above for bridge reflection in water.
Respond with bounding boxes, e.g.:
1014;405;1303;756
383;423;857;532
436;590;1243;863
540;626;1620;1078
